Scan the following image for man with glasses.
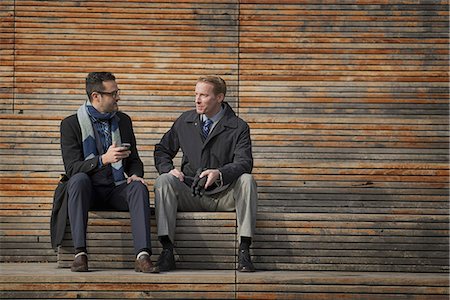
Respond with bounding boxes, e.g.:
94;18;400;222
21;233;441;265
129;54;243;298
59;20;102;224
153;76;258;272
54;72;158;273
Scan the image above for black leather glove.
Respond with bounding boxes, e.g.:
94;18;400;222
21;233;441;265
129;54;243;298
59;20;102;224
191;168;207;197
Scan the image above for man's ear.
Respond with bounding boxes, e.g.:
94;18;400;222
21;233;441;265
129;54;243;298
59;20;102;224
217;93;225;103
90;92;100;103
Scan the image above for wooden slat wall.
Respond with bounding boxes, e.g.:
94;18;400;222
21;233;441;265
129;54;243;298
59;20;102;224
240;1;449;211
0;1;14;112
0;116;61;263
0;0;448;273
10;0;239;117
239;1;449;272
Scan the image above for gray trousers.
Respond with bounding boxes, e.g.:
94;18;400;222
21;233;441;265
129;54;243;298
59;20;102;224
154;173;257;243
66;173;152;255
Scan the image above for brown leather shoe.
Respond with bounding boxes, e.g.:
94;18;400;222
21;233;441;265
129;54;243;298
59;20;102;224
71;253;88;272
135;254;160;273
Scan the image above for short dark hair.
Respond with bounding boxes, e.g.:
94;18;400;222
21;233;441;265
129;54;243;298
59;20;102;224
197;76;226;97
85;72;116;100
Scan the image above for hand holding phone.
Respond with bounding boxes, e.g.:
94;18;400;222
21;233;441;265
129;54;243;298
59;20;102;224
121;143;131;151
102;143;131;165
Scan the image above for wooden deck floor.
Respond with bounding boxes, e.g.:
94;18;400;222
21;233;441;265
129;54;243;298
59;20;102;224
0;263;448;299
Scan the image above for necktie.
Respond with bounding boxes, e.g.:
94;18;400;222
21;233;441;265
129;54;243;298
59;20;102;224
202;118;213;139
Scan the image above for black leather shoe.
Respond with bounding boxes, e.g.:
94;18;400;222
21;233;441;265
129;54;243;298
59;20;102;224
135;254;159;273
237;249;255;272
156;248;176;272
71;253;88;272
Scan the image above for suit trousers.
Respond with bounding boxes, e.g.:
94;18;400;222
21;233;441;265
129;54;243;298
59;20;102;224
154;173;257;243
66;173;152;255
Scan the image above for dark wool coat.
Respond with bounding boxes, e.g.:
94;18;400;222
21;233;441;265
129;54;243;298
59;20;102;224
154;102;253;195
50;111;144;249
60;111;144;181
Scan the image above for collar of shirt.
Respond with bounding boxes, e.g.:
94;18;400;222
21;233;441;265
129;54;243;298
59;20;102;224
201;104;225;124
201;105;225;135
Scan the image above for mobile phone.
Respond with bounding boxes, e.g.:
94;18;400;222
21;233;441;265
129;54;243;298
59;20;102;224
121;143;131;150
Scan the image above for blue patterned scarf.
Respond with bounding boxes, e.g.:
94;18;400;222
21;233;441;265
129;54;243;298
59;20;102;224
77;100;126;185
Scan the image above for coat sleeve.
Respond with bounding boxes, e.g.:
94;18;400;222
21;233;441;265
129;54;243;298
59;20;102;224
50;176;68;249
119;114;144;178
60;116;99;177
218;122;253;186
154;121;180;174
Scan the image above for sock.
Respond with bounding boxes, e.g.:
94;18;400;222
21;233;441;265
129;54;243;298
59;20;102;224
137;250;150;260
75;247;87;255
240;236;252;251
136;247;151;258
75;251;87;258
159;235;174;250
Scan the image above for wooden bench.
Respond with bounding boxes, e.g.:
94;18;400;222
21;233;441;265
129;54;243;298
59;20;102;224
57;211;237;270
0;115;239;270
253;212;449;272
56;211;450;273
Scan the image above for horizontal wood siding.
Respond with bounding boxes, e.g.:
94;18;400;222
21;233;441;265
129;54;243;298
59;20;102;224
11;0;238;117
239;1;449;272
0;1;14;113
0;0;448;274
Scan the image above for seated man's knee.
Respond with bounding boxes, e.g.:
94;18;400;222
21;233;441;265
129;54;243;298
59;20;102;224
127;181;149;208
128;180;148;193
154;173;177;189
128;181;149;201
66;173;92;207
237;173;256;188
67;173;91;190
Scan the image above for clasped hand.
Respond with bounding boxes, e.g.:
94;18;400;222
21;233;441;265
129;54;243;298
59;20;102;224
169;168;220;197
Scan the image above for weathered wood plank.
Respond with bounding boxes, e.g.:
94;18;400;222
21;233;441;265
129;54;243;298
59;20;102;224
0;1;14;114
0;264;236;299
1;264;448;299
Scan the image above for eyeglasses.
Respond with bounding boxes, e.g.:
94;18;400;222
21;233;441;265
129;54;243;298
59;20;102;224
96;89;120;99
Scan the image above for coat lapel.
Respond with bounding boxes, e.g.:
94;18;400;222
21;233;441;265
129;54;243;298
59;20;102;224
203;103;238;145
185;103;239;147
